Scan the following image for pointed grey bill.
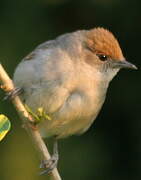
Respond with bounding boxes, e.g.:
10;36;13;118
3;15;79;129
113;60;137;70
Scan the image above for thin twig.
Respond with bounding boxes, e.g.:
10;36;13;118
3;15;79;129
0;63;61;180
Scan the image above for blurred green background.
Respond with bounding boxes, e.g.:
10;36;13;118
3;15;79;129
0;0;140;180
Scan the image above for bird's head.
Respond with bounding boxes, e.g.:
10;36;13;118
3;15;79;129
83;27;137;81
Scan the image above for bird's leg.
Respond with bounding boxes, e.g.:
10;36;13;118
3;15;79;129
3;87;23;100
40;139;59;175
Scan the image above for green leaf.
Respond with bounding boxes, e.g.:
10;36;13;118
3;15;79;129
0;114;11;141
25;104;51;123
37;107;52;121
25;104;40;122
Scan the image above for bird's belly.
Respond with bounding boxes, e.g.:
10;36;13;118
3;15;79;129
38;91;105;138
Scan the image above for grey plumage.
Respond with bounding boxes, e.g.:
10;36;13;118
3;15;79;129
13;28;136;138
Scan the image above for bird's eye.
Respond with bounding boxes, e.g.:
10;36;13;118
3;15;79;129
97;54;108;61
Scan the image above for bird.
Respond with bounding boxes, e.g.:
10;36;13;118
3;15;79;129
13;27;137;173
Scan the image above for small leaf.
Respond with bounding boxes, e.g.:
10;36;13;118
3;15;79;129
37;107;43;116
25;104;52;123
25;104;40;121
0;114;11;141
43;113;52;121
37;107;52;121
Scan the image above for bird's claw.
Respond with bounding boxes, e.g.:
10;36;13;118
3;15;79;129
39;140;59;175
3;87;23;100
39;156;58;175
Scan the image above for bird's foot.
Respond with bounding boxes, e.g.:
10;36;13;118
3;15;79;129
39;140;59;175
40;155;58;175
3;87;23;100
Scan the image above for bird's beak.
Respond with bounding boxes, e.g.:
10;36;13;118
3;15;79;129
113;60;137;70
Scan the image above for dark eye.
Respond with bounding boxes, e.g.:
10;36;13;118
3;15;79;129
97;54;108;61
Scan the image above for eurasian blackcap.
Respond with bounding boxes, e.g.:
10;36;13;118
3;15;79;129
13;27;137;172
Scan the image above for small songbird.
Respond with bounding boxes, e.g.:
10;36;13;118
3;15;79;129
13;27;137;172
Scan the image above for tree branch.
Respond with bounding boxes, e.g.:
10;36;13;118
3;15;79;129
0;63;61;180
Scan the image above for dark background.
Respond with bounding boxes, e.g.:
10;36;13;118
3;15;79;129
0;0;140;180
